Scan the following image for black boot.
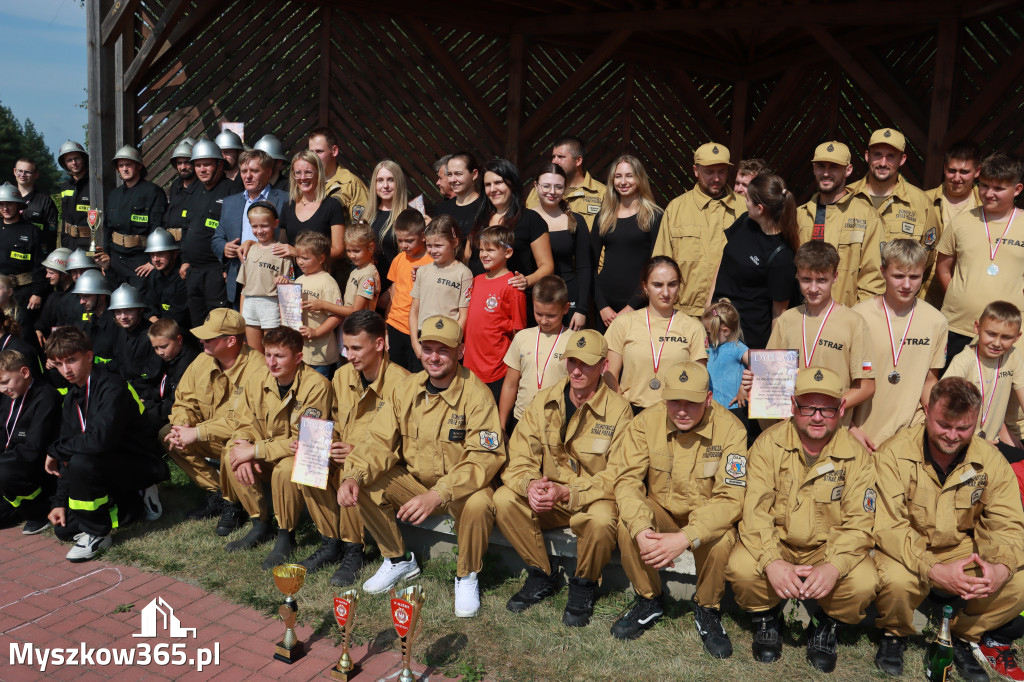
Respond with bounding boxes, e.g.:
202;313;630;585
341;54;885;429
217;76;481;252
186;490;223;521
805;612;839;673
329;543;365;587
953;637;991;682
261;529;296;570
507;566;559;612
215;501;247;536
224;518;274;552
298;536;344;574
874;635;906;676
751;606;784;663
693;602;733;659
562;576;597;627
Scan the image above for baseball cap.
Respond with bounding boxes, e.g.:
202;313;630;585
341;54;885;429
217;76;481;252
694;142;732;167
562;330;607;366
417;315;462;347
794;367;843;399
812;141;851;166
661;362;711;402
247;200;279;219
191;308;245;339
868;128;906;152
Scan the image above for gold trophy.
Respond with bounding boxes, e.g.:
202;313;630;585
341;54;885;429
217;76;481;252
330;589;359;680
272;564;307;664
390;585;425;682
86;208;101;256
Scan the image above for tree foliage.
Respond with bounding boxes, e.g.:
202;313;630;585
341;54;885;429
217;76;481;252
0;99;64;194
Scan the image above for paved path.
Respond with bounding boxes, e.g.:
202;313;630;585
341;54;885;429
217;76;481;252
0;527;446;681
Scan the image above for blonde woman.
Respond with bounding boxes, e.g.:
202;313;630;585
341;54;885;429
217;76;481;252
590;154;663;331
277;150;346;261
365;159;410;296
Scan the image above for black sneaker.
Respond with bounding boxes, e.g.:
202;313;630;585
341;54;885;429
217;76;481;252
806;613;839;673
562;577;597;627
954;638;991;682
874;635;906;676
215;501;247;536
329;542;365;587
261;529;296;571
22;519;51;535
298;536;344;574
693;602;733;659
610;595;664;640
751;608;783;663
506;567;559;613
224;518;274;552
185;490;223;521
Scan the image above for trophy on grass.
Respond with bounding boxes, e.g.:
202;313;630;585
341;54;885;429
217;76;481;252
86;208;101;256
330;589;359;680
272;563;307;663
390;585;425;682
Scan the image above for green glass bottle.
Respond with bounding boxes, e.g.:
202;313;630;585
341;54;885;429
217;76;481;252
925;605;955;681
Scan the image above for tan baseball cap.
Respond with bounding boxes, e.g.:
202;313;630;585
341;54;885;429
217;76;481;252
562;330;607;366
812;141;851;166
794;367;843;399
417;315;462;347
661;361;711;402
694;142;732;167
191;308;245;339
868;128;906;152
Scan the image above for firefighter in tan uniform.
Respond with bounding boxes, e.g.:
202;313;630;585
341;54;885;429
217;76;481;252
164;308;263;529
338;315;504;618
652;142;742;316
306;126;370;221
609;362;747;657
495;329;631;627
524;136;607;229
796;141;885;307
873;377;1024;679
225;326;333;571
726;367;877;673
298;311;409;586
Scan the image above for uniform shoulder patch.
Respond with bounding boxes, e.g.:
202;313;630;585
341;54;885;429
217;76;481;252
863;488;876;513
479;430;499;451
924;226;937;249
725;453;746;478
303;407;322;418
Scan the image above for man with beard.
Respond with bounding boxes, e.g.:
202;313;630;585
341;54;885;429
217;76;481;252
795;141;885;307
652;142;742;315
307;127;369;221
524;136;606;229
165;138;196;243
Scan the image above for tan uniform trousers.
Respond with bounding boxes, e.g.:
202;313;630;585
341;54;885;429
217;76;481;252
359;464;495;577
492;485;616;581
618;496;735;608
299;464;363;544
219;455;304;531
160;423;220;494
875;541;1024;641
726;541;877;624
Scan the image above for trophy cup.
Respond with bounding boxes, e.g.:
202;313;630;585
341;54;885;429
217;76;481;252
330;589;359;680
390;585;425;682
86;208;101;256
272;564;307;664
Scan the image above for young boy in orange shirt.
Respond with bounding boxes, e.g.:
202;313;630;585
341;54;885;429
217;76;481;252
385;209;432;372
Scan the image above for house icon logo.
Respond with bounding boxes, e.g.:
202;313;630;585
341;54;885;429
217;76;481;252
132;597;197;638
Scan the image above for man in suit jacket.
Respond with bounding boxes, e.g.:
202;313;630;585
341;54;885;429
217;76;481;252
212;149;289;305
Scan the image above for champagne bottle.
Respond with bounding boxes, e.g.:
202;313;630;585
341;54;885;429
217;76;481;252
925;605;955;681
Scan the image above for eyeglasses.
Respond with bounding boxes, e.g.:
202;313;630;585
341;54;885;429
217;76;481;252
292;171;316;179
537;184;564;193
13;170;34;176
793;402;839;418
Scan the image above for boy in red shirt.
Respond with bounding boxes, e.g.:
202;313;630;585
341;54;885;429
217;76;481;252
464;226;527;403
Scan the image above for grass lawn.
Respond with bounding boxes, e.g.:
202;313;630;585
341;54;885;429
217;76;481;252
98;465;943;681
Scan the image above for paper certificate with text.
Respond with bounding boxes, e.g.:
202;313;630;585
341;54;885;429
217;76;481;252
748;349;799;419
291;416;335;489
278;283;304;330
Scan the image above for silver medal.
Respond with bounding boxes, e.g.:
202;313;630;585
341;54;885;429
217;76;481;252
649;378;661;390
988;263;999;276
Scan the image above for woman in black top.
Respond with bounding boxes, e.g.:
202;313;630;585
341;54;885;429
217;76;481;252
530;163;591;330
365;159;409;295
435;151;483;241
278;150;346;261
590;154;663;332
713;174;799;349
466;159;554;290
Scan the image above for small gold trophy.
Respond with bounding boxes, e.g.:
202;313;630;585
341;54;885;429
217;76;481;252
330;589;359;680
86;208;101;256
272;564;307;664
390;585;425;682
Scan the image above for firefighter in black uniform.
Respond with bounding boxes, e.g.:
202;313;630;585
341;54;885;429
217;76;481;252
254;135;290;192
0;183;47;336
14;158;59;254
165;137;196;243
108;283;162;398
70;269;118;369
56;140;92;252
97;146;167;288
140;318;198;431
138;227;190;330
179;139;234;326
34;248;73;347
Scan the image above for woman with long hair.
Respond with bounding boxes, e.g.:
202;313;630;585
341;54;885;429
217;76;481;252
530;163;592;330
435;151;483;240
590;155;663;331
277;150;346;262
713;173;799;349
364;159;409;297
466;158;554;291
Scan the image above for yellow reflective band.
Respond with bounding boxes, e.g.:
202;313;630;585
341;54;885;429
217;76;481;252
75;204;89;212
69;495;109;511
61;190;74;198
3;487;42;508
204;218;218;229
110;505;119;529
126;382;145;414
81;312;92;321
130;214;148;223
9;251;29;261
161;303;170;310
181;210;187;217
94;356;112;364
57;387;69;395
32;222;44;230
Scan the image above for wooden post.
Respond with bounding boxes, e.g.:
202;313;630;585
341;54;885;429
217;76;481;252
622;63;635;151
87;0;117;215
319;7;332;128
925;20;957;186
504;34;525;164
730;80;748;166
114;30;135;150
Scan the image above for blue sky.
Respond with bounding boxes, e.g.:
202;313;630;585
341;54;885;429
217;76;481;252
0;0;88;159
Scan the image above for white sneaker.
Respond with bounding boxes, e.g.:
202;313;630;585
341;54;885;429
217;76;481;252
362;553;420;594
141;485;162;521
454;572;480;617
66;532;112;562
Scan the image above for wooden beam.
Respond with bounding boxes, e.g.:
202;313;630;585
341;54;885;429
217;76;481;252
621;62;635;151
318;0;510;34
946;39;1024;143
319;6;332;128
744;68;802;150
925;20;958;185
88;0;117;228
100;0;140;46
407;21;505;143
805;24;927;149
519;28;632;142
504;33;526;164
122;0;189;90
666;67;730;145
147;1;224;76
730;80;748;164
114;29;135;149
